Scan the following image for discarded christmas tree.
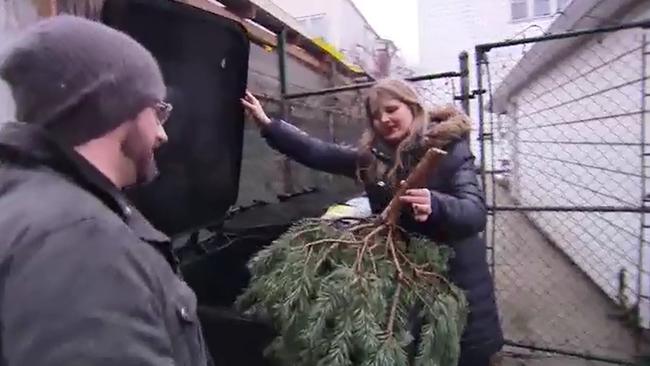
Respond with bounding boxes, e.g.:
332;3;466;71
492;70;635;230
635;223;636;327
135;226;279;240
237;108;471;366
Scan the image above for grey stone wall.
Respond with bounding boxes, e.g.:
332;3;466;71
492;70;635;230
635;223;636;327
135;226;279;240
237;43;367;211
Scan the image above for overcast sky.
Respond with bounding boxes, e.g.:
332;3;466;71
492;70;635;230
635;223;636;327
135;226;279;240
351;0;420;66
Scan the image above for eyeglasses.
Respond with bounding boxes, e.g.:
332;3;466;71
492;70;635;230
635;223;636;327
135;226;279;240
154;101;173;125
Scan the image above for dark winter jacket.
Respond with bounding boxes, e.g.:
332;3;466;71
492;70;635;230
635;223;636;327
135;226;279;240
261;118;503;356
0;122;210;366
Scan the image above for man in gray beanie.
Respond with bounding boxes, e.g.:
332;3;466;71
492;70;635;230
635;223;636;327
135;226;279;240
0;15;211;366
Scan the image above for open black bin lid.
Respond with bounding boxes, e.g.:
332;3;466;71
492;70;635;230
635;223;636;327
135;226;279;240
101;0;250;237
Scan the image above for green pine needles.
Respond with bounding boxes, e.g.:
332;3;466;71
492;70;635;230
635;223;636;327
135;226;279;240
237;147;468;365
236;217;468;366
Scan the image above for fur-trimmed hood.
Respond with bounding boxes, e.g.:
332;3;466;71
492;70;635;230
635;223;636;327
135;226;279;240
365;104;472;186
425;104;472;149
370;105;472;163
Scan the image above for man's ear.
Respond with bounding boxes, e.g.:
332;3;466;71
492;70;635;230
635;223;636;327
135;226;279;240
109;116;137;144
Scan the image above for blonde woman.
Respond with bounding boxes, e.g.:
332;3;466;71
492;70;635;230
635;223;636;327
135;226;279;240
242;79;502;365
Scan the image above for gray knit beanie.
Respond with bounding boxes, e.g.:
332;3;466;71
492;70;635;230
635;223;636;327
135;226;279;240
0;15;165;145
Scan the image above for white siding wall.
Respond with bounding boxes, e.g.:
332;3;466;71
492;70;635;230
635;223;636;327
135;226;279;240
270;0;376;51
269;0;339;46
418;0;557;72
267;0;338;19
271;0;382;74
417;0;557;169
337;0;377;72
504;1;650;326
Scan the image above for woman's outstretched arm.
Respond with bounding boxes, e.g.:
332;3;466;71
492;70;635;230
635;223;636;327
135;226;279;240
242;90;362;179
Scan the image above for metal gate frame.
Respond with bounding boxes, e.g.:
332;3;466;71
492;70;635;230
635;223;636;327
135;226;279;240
475;19;650;365
271;20;650;364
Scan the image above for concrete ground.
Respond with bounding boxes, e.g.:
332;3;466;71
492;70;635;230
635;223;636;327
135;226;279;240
498;351;639;366
487;184;645;365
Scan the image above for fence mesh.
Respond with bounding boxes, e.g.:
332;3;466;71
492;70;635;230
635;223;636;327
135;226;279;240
262;76;458;193
237;74;460;213
478;25;650;362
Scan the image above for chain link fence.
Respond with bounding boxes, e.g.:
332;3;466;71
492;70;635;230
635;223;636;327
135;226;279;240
272;72;462;201
243;23;650;362
236;70;461;224
476;22;650;364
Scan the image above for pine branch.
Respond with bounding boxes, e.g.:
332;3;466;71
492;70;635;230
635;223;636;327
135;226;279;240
306;238;363;248
385;281;402;339
381;148;447;226
237;213;468;366
355;225;386;273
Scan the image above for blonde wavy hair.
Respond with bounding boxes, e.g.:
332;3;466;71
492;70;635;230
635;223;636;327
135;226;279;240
358;78;429;185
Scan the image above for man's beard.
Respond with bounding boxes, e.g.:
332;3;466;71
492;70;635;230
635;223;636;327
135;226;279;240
120;125;159;186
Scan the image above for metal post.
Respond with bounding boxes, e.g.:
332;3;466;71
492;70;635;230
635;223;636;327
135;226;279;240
327;61;336;143
638;34;648;329
458;51;470;116
278;28;288;106
277;27;294;195
487;61;497;279
475;47;487;193
326;62;336;186
475;47;496;275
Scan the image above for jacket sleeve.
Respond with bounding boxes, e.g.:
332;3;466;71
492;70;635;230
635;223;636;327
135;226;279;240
1;219;175;366
425;139;487;239
261;118;362;179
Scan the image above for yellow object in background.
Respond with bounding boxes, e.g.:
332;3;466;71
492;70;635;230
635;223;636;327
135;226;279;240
322;204;354;219
321;197;372;220
311;37;364;74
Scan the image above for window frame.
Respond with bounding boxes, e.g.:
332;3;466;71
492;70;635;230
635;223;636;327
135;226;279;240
533;0;551;17
296;13;328;40
557;0;571;11
510;0;564;22
510;0;529;21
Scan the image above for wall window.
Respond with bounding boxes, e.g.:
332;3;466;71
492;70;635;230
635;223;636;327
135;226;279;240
296;13;328;40
364;26;376;52
533;0;551;16
511;0;528;21
511;0;565;21
557;0;572;11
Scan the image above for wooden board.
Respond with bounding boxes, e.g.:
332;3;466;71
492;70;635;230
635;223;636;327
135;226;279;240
39;0;357;77
180;0;340;75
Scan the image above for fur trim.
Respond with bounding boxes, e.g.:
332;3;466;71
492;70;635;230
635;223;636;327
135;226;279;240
360;104;472;185
425;104;472;149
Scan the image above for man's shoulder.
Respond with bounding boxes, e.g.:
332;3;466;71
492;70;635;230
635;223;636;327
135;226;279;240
0;165;175;289
0;165;133;245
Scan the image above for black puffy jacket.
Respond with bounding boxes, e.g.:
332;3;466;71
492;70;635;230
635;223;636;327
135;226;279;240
261;119;503;357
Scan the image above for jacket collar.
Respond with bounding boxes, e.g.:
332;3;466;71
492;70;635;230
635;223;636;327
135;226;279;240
0;122;169;244
370;139;395;164
370;136;428;166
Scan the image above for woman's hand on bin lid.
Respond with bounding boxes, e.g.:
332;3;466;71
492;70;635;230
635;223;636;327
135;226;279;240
241;90;271;128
